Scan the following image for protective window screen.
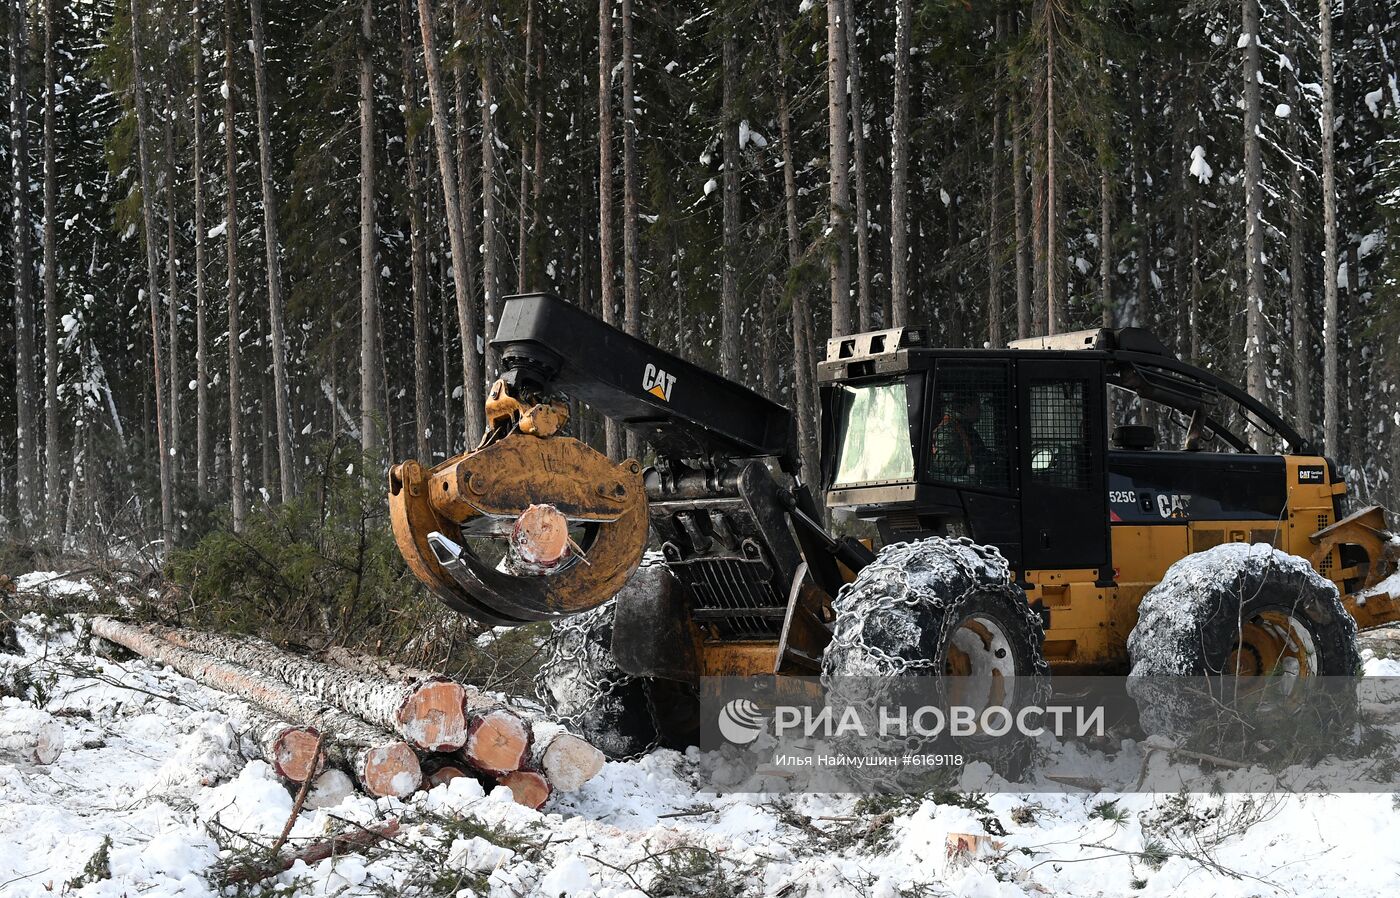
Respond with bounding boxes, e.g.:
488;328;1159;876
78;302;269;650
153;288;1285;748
832;382;915;485
1027;378;1091;489
928;363;1011;490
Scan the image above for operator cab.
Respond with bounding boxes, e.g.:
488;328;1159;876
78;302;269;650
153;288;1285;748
817;326;1319;586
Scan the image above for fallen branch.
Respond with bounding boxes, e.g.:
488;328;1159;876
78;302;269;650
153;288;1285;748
218;817;401;885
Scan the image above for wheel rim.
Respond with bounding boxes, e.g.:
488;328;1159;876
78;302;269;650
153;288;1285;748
944;614;1016;711
1226;609;1318;680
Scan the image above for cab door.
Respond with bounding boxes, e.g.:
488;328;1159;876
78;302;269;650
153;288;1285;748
1016;359;1110;576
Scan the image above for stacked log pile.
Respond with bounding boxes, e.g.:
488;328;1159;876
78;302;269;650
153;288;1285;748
90;618;604;809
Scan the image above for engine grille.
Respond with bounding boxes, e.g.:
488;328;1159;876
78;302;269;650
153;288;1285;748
671;556;785;640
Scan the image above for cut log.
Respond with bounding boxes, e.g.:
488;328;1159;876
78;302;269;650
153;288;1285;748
320;645;441;684
420;754;471;790
0;705;63;764
356;742;422;798
304;768;356;810
393;678;469;751
134;622;471;751
268;726;324;782
320;644;507;717
498;770;551;810
233;706;326;783
464;708;530;776
90;618;420;798
530;722;605;792
509;503;570;569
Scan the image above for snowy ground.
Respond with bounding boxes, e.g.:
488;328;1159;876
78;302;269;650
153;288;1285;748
2;577;1400;897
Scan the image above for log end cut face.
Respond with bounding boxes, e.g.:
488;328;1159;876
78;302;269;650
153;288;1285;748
358;742;424;798
499;770;551;810
396;680;469;751
269;726;325;782
465;710;530;776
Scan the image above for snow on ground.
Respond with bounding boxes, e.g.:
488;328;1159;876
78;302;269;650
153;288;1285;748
2;601;1400;896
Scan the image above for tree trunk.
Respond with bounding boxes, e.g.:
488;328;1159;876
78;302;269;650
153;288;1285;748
843;0;871;329
1029;57;1046;337
360;0;382;458
987;23;1004;349
130;0;175;552
93;620;438;759
889;0;911;327
826;0;851;337
193;0;209;500
499;770;550;809
529;723;605;792
1098;54;1112;328
1241;0;1267;451
399;0;430;464
622;0;641;458
10;0;37;530
1319;0;1339;457
223;0;246;531
1289;146;1309;436
598;0;621;458
778;72;818;487
1012;70;1030;341
479;1;501;374
448;0;484;442
89;619;424;798
247;0;296;498
420;0;483;443
516;0;535;295
1132;88;1150;333
42;0;61;539
234;708;324;782
1044;9;1063;334
531;29;544;273
161;79;182;509
720;24;740;381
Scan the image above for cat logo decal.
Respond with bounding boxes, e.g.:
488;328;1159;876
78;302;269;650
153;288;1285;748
642;363;676;402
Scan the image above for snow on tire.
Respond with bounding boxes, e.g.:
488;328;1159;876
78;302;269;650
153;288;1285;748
1127;543;1361;757
821;538;1050;778
1127;542;1360;677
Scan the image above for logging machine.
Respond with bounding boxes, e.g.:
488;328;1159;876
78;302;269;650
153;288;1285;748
389;293;1400;752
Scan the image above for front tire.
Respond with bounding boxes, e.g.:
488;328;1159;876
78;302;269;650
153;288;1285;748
534;571;700;760
821;538;1050;777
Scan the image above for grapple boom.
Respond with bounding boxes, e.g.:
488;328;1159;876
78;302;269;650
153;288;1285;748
389;385;649;624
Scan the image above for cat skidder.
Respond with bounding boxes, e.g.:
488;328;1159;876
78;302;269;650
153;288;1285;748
390;293;1399;754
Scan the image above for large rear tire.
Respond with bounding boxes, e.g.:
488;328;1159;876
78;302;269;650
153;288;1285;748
1128;543;1360;677
821;537;1050;778
1127;543;1360;761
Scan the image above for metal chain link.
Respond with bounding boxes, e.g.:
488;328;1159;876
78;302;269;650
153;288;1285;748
822;536;1049;683
533;555;668;755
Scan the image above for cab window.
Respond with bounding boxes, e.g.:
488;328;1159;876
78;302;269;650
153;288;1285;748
831;381;915;486
928;362;1011;491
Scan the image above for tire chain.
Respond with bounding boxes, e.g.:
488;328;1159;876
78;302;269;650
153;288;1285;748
822;536;1048;683
819;537;1051;788
532;555;667;756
